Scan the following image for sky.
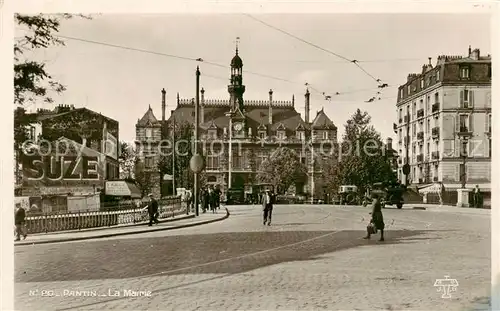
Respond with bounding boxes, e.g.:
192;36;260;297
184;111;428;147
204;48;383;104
16;13;491;144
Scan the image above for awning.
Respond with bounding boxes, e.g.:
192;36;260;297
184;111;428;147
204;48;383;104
105;181;142;198
417;183;444;194
163;174;173;181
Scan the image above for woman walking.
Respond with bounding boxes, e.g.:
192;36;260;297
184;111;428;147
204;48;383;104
364;193;385;241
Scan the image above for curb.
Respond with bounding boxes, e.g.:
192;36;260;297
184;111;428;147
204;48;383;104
412;206;427;210
15;208;230;246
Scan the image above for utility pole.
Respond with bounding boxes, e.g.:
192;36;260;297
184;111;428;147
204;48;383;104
194;66;201;216
171;110;176;196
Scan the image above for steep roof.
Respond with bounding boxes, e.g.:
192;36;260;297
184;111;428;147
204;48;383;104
168;99;318;134
137;106;160;127
311;109;337;130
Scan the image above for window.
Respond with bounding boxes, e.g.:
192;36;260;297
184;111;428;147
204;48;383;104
427;119;431;133
434;92;439;103
322;131;328;139
488;114;492;132
419;99;424;110
427;142;430;156
407;85;411;95
206;154;220;170
489;138;492;158
436;70;440;81
277;131;286;140
460;67;470;79
145;157;154;169
259;131;266;139
399;108;402;119
232;152;243;169
412;123;416;136
145;128;152;138
459;114;469;131
399;129;402;141
255;151;267;170
420;79;424;88
297;131;305;140
208;130;217;139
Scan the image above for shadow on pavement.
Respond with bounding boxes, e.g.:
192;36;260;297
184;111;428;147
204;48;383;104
16;229;433;282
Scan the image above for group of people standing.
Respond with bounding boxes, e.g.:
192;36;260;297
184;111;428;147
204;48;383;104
201;185;221;213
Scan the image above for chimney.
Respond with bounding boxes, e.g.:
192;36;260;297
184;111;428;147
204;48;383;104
428;57;432;66
200;88;205;124
304;88;310;123
468;45;472;57
471;48;480;60
161;88;166;122
268;89;273;124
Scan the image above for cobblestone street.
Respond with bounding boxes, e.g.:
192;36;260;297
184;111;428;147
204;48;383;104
15;205;490;310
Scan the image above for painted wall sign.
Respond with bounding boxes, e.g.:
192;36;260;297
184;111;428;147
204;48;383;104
23;155;101;181
105;181;131;196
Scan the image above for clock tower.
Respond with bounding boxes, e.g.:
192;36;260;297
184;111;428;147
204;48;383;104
228;42;246;113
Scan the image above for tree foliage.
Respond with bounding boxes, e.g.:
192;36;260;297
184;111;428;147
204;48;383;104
119;141;136;179
14;13;91;106
256;147;307;194
157;121;206;190
324;109;396;194
133;159;155;197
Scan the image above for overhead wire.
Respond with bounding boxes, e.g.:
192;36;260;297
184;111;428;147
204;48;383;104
55;34;404;103
243;14;385;86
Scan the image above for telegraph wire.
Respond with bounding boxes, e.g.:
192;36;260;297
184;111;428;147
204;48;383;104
55;34;399;104
244;14;385;85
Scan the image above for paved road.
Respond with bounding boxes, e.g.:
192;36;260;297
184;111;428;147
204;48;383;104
15;204;490;310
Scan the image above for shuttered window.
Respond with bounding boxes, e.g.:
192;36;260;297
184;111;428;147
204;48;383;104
459;89;474;108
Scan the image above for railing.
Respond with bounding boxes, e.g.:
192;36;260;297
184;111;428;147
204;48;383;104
24;196;185;234
458;126;472;135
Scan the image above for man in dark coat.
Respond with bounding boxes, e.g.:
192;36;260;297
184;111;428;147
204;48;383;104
473;185;482;208
262;189;274;226
14;203;27;241
364;193;385;241
147;194;159;226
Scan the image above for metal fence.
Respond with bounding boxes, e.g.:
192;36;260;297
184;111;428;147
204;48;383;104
24;196;186;234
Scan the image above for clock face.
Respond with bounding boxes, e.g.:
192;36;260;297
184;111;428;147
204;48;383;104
234;122;243;131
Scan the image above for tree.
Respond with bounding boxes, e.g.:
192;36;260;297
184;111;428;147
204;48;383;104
14;14;91;106
157;121;207;191
119;141;136;179
256;147;307;194
133;159;155;197
327;109;396;194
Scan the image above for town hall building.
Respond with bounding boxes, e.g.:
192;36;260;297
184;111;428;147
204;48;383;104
135;47;338;198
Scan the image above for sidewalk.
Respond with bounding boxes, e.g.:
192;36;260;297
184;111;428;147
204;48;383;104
14;209;230;246
403;203;491;215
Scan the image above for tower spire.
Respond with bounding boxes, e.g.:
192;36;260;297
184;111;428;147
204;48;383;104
235;36;240;55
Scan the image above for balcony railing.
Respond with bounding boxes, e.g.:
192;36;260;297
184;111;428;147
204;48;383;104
432;103;439;113
458;126;472;136
24;196;185;234
417;109;424;118
417;132;424;140
432;127;440;138
431;151;440;160
417;154;424;162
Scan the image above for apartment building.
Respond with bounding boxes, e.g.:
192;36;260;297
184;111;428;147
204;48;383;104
395;46;491;193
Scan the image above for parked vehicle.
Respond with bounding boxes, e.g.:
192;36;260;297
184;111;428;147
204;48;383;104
366;182;406;209
335;185;362;205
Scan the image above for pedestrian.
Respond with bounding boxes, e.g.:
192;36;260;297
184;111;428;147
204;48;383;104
185;190;192;213
473;185;482;208
147;193;159;226
363;192;385;241
215;186;221;210
262;189;274;226
201;188;209;213
14;203;27;241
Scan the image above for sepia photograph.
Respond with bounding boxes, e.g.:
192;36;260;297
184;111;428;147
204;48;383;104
7;7;496;311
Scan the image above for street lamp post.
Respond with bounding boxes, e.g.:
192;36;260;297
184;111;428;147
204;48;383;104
225;111;233;190
460;136;469;189
193;66;201;216
171;110;176;196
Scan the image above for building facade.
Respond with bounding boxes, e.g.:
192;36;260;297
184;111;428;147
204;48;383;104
136;48;338;197
395;46;491;192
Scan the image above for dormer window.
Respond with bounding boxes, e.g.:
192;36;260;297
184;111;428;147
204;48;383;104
460;66;470;79
322;131;328;140
436;70;440;81
208;130;217;139
145;128;152;138
420;79;424;88
296;131;305;140
407;85;411;95
277;131;286;140
259;132;266;139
